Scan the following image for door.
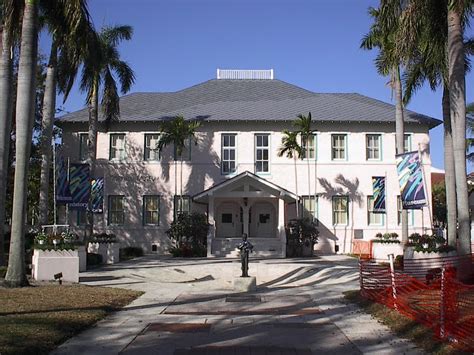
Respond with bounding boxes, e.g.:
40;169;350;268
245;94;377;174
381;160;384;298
217;203;240;237
251;202;274;238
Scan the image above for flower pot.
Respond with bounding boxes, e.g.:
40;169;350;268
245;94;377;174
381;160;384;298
38;240;45;245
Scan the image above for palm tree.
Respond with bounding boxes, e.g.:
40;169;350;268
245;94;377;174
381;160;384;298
37;1;92;225
401;1;458;246
447;0;472;255
0;0;20;266
278;130;303;217
397;0;472;255
4;0;38;287
361;3;409;244
79;25;135;237
294;112;315;218
157;115;201;218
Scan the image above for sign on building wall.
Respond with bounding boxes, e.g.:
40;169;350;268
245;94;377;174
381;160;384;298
56;156;72;203
69;164;90;210
372;176;386;213
91;177;104;213
396;151;427;209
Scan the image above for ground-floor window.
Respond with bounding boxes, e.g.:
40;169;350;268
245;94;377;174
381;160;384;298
77;210;88;226
302;195;318;224
397;196;414;226
367;196;384;225
174;195;191;218
332;196;348;225
108;195;125;225
143;195;160;225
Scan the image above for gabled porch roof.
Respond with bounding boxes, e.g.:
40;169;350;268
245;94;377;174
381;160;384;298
193;171;298;203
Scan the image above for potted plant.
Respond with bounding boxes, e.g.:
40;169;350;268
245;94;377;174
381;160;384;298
35;232;48;246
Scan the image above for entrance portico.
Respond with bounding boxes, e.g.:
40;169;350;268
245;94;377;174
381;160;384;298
193;171;298;257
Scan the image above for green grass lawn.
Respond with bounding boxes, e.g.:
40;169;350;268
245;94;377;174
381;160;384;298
0;284;143;354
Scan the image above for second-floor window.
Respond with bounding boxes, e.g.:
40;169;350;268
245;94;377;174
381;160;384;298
366;134;381;160
404;134;412;153
302;134;316;160
144;134;160;161
79;133;88;161
331;134;346;160
174;138;191;161
222;134;237;174
110;134;126;161
255;134;270;173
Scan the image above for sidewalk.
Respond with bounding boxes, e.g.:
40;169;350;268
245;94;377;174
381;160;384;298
52;255;423;355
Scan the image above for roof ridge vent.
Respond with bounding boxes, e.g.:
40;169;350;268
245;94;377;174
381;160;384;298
216;69;274;80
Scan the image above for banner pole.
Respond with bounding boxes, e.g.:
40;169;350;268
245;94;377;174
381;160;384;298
66;157;70;226
53;136;57;227
418;143;433;233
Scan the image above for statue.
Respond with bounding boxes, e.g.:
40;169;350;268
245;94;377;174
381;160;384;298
237;233;254;277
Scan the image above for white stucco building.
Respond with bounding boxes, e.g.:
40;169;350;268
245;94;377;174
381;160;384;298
57;69;441;257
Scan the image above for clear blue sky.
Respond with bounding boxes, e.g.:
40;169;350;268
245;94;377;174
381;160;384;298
40;0;474;170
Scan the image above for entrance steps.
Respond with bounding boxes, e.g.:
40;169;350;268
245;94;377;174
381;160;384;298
211;238;283;258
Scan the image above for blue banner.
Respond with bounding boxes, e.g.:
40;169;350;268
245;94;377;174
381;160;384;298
396;151;426;209
372;176;386;213
56;156;72;203
69;164;90;210
91;177;104;213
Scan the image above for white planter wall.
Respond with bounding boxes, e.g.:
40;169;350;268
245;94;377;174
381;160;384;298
371;242;403;262
88;243;120;264
32;249;79;283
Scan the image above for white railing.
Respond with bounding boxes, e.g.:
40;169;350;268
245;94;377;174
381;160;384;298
216;69;274;80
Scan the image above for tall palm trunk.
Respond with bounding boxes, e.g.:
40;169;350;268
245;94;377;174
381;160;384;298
294;156;299;217
448;6;471;255
394;66;408;244
5;0;38;287
306;137;311;214
0;27;14;266
87;77;99;239
180;155;183;214
38;42;57;225
442;87;457;247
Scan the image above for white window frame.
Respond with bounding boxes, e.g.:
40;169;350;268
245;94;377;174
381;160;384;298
332;196;349;226
366;134;382;161
331;134;347;160
174;195;192;219
404;134;412;153
221;133;237;175
108;195;125;226
255;133;270;174
302;195;318;225
174;138;192;161
367;196;384;226
397;196;414;226
79;133;88;162
109;133;126;161
302;133;317;160
144;133;160;161
143;195;160;225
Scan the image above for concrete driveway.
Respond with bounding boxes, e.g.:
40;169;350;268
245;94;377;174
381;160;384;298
52;255;423;355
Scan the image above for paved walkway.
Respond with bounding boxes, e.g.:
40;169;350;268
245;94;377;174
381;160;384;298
52;255;423;355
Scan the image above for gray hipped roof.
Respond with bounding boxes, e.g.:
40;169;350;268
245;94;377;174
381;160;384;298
57;79;441;128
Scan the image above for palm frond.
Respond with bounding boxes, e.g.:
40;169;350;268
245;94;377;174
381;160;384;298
101;25;133;48
101;67;120;125
110;58;135;94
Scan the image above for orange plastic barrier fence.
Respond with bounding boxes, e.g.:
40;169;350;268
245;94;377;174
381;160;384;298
359;256;474;351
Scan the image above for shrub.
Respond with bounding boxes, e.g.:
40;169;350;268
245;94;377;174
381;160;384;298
0;266;6;278
372;232;400;244
120;247;144;261
90;232;117;244
286;218;319;257
166;213;209;257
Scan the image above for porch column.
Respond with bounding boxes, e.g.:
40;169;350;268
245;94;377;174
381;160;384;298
242;205;250;237
278;198;286;257
207;195;215;257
